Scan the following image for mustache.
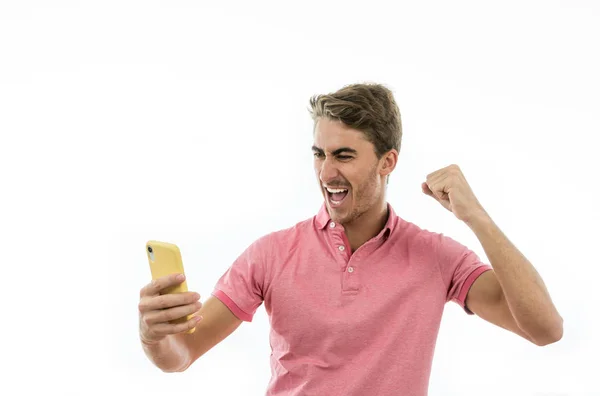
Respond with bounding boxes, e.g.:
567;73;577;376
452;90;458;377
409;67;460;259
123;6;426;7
323;183;350;189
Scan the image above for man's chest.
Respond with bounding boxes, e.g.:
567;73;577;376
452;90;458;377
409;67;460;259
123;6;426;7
263;248;446;356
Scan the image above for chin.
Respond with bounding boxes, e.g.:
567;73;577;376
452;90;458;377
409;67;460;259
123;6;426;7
326;203;353;224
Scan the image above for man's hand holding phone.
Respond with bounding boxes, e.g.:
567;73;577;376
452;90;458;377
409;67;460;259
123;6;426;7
138;273;204;344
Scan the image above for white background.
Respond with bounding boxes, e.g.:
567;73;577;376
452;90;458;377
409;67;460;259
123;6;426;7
1;1;599;395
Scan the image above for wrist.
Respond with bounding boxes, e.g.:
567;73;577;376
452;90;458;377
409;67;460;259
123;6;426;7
139;321;164;346
464;210;493;230
140;334;162;347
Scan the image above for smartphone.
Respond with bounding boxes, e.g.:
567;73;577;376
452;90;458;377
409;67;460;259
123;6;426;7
146;240;196;334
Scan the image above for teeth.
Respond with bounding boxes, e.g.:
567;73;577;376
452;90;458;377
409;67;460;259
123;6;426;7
326;187;348;193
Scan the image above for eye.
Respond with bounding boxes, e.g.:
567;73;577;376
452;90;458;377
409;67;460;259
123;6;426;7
337;155;352;160
313;152;324;159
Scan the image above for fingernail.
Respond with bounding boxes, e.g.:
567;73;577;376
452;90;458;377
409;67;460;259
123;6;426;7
196;315;203;321
177;274;185;281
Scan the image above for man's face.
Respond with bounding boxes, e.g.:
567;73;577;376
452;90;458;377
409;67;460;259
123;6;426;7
313;118;388;225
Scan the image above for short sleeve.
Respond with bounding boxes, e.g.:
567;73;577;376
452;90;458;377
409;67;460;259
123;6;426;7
434;232;492;314
211;235;270;322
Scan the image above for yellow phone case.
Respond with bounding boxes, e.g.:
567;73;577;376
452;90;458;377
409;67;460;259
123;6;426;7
146;240;196;334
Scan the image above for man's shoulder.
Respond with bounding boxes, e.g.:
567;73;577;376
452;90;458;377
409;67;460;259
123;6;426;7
392;213;440;244
267;213;317;240
393;214;470;261
249;212;318;251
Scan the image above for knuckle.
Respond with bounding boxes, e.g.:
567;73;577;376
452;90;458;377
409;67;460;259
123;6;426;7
142;315;153;327
168;308;184;322
141;283;152;296
138;298;149;312
163;310;176;321
155;296;168;309
141;281;157;297
162;296;174;309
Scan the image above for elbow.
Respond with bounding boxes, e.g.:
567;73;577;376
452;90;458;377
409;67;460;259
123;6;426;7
160;362;191;373
158;356;194;373
531;316;564;346
533;331;562;347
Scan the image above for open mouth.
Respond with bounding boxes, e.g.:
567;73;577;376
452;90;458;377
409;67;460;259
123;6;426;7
325;186;349;207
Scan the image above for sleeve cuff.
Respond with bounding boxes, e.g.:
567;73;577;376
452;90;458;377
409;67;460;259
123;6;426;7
456;265;493;315
212;289;254;322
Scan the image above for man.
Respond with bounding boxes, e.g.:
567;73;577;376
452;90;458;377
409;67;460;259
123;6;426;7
138;83;563;395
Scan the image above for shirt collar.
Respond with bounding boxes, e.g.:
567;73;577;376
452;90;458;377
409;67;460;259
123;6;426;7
316;201;398;236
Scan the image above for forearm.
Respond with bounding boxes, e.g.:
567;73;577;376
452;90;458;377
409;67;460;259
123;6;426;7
141;330;192;372
466;213;563;344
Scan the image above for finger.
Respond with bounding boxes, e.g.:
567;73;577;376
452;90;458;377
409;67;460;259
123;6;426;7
422;183;436;199
421;182;431;195
138;291;200;313
140;273;185;297
150;314;204;337
144;301;203;325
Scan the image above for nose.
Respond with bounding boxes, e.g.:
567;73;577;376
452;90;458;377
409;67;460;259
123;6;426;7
318;157;339;185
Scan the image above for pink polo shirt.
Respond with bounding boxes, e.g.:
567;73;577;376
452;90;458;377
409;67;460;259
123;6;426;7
212;202;492;396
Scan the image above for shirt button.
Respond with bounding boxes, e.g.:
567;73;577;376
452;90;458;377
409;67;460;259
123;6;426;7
338;245;345;251
348;266;354;273
329;222;335;228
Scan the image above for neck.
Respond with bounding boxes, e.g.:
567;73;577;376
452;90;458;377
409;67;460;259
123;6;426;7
343;199;389;252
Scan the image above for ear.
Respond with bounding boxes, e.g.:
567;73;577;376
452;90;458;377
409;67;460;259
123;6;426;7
379;149;398;178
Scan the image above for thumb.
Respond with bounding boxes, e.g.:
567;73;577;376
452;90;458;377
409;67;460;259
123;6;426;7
421;182;434;197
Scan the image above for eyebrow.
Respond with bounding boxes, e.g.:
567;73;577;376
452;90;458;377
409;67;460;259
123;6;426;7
311;145;358;156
